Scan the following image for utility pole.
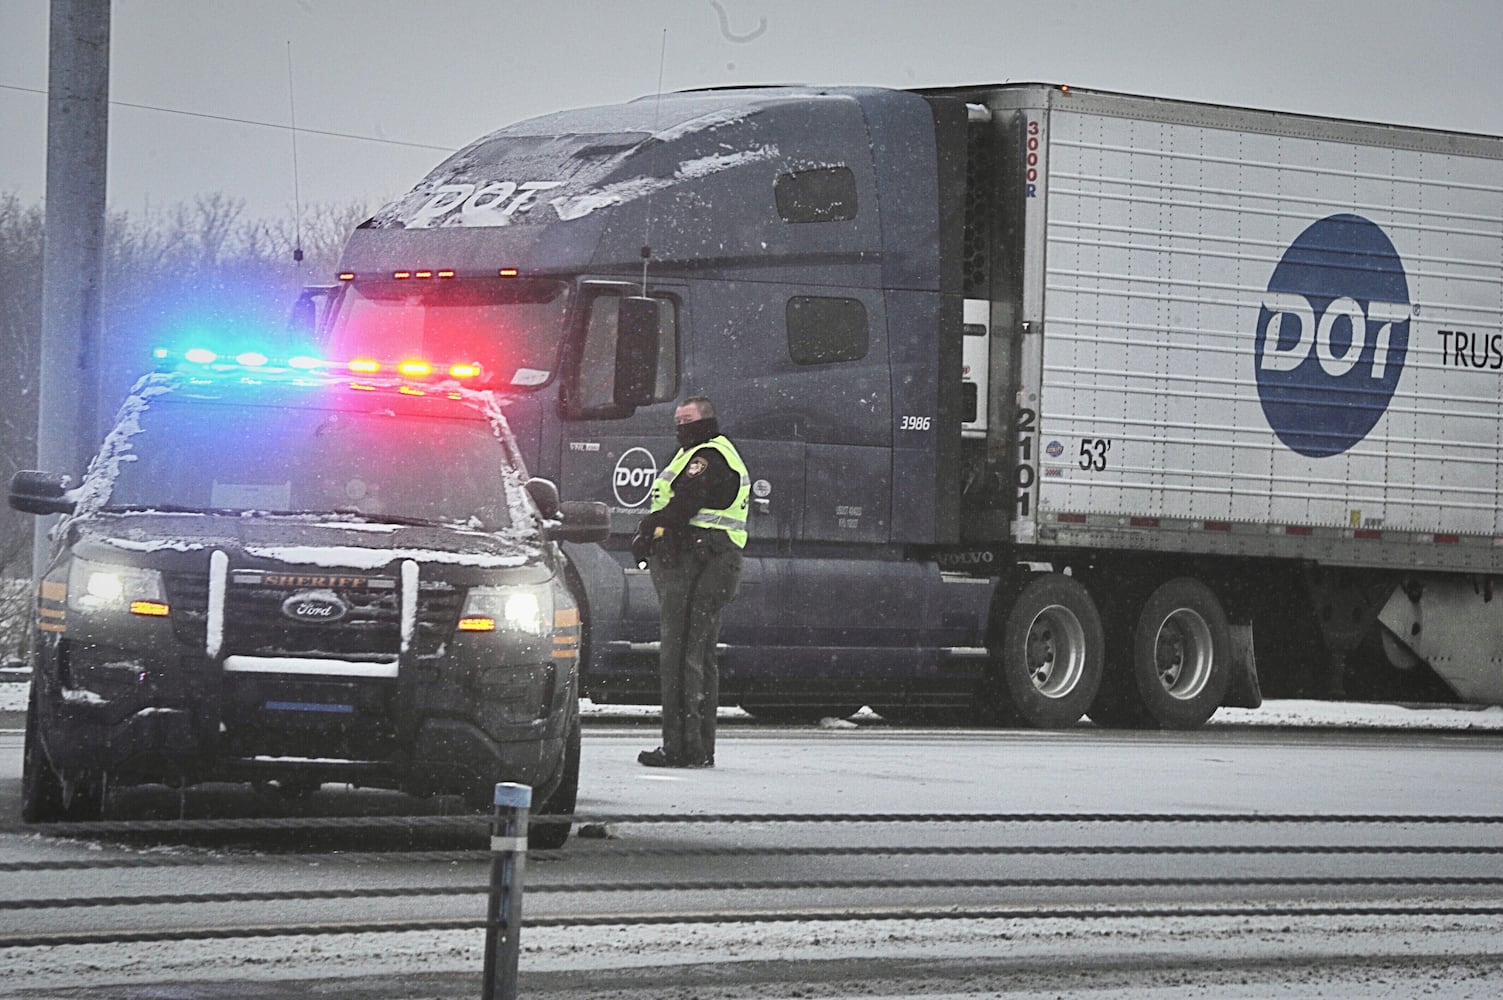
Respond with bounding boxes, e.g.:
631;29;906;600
35;0;110;572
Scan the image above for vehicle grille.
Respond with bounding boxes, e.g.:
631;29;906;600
164;570;463;658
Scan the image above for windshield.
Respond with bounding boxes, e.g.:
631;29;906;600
324;278;569;390
104;397;518;528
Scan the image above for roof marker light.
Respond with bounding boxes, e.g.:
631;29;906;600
415;270;433;279
338;272;355;281
499;268;519;277
438;269;456;278
393;271;412;280
348;358;382;374
448;363;482;379
398;360;433;377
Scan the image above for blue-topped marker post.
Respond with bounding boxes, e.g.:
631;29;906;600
483;782;531;1000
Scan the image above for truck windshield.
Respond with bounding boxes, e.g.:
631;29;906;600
323;277;569;390
104;398;518;529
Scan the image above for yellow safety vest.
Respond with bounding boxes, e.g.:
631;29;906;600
649;436;750;549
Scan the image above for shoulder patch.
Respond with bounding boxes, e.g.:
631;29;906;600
686;456;710;477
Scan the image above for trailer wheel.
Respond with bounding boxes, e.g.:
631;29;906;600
1131;578;1230;729
993;574;1104;728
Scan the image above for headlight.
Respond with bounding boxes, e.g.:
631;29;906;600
459;584;552;635
68;557;168;616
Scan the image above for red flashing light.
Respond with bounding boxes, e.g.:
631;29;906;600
448;363;482;379
398;360;433;377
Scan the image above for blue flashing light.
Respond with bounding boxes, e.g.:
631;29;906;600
287;355;325;370
184;347;218;365
236;351;270;367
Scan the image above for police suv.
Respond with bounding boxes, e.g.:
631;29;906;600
10;350;607;847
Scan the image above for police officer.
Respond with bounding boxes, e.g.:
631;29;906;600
632;396;749;768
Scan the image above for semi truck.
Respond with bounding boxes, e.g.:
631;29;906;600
302;82;1503;729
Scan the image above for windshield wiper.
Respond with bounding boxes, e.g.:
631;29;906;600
319;508;452;528
100;503;236;515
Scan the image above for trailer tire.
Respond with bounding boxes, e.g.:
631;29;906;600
1131;577;1231;730
993;574;1104;729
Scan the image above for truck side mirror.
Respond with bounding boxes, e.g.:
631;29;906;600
525;477;561;520
613;296;661;409
549;500;611;543
9;471;75;516
287;285;334;336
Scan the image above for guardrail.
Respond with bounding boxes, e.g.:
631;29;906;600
1;805;1502;996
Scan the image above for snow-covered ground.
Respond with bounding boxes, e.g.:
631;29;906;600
2;680;1501;731
577;697;1503;731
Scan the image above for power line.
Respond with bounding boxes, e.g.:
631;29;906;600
0;81;455;152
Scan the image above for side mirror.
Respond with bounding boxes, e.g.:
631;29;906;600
549;500;611;543
525;477;561;520
9;471;75;516
613;296;661;409
287;285;334;336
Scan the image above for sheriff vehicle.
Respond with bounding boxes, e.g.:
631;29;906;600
11;350;607;847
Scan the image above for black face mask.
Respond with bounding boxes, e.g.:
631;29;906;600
676;416;719;450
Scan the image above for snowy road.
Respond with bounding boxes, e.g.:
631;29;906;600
0;708;1500;997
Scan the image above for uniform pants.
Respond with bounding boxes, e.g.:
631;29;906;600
650;531;743;764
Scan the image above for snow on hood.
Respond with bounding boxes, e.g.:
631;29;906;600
79;512;538;570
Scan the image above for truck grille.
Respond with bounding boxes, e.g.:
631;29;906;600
164;570;463;658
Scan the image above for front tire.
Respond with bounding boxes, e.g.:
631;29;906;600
529;714;580;851
1131;577;1230;730
21;688;65;823
992;574;1104;729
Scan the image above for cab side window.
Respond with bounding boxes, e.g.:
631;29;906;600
787;295;868;365
569;292;679;414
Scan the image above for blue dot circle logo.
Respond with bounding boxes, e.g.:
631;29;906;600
1255;214;1411;458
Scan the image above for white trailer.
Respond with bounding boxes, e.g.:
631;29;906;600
963;86;1503;714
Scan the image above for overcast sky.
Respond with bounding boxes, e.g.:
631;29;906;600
3;0;1502;226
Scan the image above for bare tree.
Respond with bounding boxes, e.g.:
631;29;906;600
0;192;374;657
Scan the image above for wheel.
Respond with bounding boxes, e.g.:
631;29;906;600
21;687;65;823
993;574;1104;728
529;714;580;851
1130;577;1231;730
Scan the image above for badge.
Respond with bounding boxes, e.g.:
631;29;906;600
686;456;709;477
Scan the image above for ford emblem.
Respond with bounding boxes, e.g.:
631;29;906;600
281;589;348;624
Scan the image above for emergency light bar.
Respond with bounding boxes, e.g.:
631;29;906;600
152;347;486;384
